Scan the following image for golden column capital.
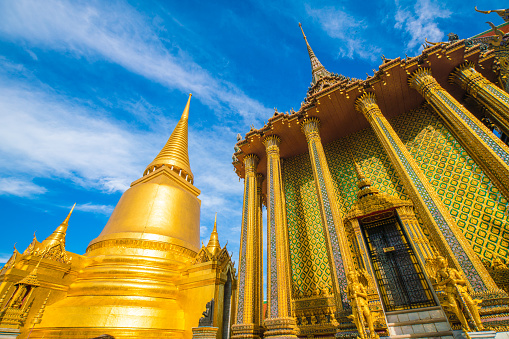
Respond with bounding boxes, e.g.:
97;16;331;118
263;134;281;147
300;117;321;141
408;68;442;98
449;61;489;93
355;92;382;119
244;154;259;174
263;135;282;156
408;66;509;201
450;61;509;137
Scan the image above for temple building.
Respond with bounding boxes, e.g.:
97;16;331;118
232;10;509;339
0;95;236;339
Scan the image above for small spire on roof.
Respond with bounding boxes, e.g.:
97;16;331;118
206;213;221;256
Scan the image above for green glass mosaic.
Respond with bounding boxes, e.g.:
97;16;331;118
391;106;509;263
283;153;332;297
282;105;508;298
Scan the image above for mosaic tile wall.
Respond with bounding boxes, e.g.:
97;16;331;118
282;105;508;297
283;154;333;297
391;106;509;262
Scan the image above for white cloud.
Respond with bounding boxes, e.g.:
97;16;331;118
0;0;270;124
0;178;47;197
75;203;115;215
394;0;451;51
306;5;382;62
0;80;147;193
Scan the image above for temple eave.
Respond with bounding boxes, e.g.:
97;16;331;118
233;40;498;179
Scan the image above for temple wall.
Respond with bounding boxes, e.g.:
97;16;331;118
282;105;509;300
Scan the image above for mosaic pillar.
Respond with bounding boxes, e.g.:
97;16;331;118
395;205;434;265
409;68;509;200
300;118;353;311
263;135;297;339
450;62;509;137
355;92;498;293
232;154;262;339
347;218;374;279
254;173;264;329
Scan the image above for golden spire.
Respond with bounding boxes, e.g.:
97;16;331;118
206;213;221;256
353;162;379;199
299;23;330;84
40;203;75;250
144;94;194;183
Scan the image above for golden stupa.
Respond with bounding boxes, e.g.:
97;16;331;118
0;94;236;339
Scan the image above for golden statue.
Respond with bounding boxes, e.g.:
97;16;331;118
435;256;484;332
346;271;378;339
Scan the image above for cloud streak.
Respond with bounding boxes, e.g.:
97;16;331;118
306;5;382;62
75;203;115;215
0;0;270;124
0;178;47;197
394;0;451;51
0;78;146;193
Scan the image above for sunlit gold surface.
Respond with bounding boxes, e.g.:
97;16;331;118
263;135;297;339
1;95;237;339
145;93;194;183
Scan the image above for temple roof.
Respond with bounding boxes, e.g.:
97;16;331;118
299;23;357;99
232;39;499;188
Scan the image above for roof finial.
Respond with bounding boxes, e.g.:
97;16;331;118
144;94;194;183
475;6;509;22
206;213;221;256
298;23;329;85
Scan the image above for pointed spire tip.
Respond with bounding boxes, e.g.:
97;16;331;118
63;203;76;225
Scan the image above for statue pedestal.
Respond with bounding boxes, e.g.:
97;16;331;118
0;328;20;338
453;330;498;339
192;326;218;339
467;331;497;339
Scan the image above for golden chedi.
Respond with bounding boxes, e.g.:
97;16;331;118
0;94;236;339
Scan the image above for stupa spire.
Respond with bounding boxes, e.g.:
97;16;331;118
144;94;194;183
299;23;330;84
206;213;221;256
40;203;75;250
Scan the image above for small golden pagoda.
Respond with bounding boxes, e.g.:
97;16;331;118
0;94;236;339
232;12;509;339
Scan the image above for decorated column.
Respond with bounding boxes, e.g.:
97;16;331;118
232;154;263;339
450;61;509;137
263;135;297;339
409;68;509;200
254;173;264;329
300;118;353;312
355;92;499;293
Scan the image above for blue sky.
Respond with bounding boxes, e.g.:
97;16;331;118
0;0;505;265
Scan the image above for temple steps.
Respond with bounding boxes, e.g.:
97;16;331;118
386;306;453;339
